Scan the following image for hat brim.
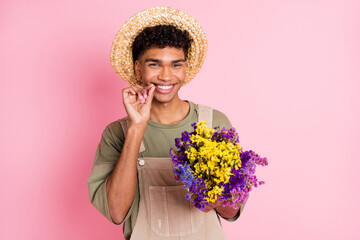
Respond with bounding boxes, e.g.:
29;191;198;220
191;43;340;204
110;6;208;86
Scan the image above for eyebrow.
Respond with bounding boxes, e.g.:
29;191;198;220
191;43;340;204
144;58;186;63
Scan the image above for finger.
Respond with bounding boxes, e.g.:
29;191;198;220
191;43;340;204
129;88;136;95
205;204;213;211
145;85;155;105
129;85;146;103
141;86;148;99
141;83;155;99
207;204;216;209
130;84;145;94
140;84;155;89
142;83;155;89
122;87;131;94
138;91;145;103
130;85;142;93
122;87;136;100
131;84;148;91
125;86;138;99
213;201;222;208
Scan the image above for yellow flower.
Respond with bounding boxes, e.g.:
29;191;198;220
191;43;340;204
184;121;243;202
206;185;224;203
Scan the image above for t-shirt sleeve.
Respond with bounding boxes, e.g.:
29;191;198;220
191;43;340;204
86;120;138;225
212;109;232;130
212;109;248;222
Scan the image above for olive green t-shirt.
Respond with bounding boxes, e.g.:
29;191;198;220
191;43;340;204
87;101;246;239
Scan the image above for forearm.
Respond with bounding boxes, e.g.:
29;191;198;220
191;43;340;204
215;202;241;219
106;123;146;224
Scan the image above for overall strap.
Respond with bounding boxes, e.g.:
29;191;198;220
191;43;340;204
119;117;146;153
196;104;213;128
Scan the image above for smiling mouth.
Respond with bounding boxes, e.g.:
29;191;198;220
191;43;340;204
156;84;174;90
154;84;175;93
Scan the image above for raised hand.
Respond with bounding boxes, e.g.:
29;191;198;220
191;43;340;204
122;84;155;126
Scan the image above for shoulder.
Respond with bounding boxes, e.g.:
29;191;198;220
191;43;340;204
212;108;232;129
190;101;232;129
102;116;128;144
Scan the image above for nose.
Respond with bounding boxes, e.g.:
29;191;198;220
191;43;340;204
158;66;172;81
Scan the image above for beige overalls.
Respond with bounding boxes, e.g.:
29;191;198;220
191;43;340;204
120;104;227;240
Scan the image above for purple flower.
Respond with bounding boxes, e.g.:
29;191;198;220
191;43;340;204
170;122;268;210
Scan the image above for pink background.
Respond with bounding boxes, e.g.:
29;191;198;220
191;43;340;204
1;0;359;239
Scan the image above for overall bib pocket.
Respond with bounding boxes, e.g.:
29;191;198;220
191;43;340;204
149;185;205;237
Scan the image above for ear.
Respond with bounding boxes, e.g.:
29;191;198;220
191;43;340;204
134;60;141;80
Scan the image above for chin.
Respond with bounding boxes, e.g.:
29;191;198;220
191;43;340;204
153;94;177;104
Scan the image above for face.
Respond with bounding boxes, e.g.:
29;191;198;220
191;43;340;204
134;47;187;104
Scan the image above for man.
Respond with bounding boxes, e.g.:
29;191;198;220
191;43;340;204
87;7;246;240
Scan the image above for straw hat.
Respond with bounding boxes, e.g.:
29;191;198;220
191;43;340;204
110;6;208;86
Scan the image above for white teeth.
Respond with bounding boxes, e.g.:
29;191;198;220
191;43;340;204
157;85;173;90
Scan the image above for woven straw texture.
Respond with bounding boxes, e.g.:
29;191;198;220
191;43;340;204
110;6;208;86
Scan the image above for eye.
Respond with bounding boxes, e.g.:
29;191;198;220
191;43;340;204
149;63;160;67
172;63;183;67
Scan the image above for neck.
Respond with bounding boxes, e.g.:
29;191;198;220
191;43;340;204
150;97;190;124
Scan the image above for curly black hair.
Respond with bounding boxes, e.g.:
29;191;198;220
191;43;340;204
132;25;193;64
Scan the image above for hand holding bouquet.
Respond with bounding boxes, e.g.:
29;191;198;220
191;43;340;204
170;121;268;210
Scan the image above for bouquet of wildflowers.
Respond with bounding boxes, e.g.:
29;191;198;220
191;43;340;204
170;121;268;210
